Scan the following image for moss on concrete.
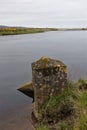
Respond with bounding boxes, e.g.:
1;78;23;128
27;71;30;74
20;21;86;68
18;81;34;98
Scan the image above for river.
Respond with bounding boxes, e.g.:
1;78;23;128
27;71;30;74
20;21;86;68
0;31;87;130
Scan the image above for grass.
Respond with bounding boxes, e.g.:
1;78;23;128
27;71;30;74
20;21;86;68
78;92;87;107
75;79;87;130
37;79;87;130
38;81;77;129
39;81;76;111
57;122;73;130
78;114;87;130
0;27;58;35
36;124;49;130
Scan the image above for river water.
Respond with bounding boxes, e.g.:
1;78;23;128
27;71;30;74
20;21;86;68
0;31;87;129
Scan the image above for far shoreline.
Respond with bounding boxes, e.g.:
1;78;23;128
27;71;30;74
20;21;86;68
0;27;87;36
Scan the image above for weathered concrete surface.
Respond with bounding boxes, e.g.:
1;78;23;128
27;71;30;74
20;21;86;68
32;57;67;120
18;56;67;121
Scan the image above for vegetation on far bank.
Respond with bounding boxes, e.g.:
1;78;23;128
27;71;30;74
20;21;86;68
36;78;87;130
0;27;58;36
0;27;87;36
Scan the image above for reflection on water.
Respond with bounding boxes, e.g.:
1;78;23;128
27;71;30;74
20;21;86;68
0;31;87;129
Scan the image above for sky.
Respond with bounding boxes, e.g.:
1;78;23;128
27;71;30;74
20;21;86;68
0;0;87;28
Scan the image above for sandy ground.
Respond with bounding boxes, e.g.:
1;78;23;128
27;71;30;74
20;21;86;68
0;105;35;130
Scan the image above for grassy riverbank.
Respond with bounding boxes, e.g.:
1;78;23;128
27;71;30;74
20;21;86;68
36;78;87;130
0;27;58;36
